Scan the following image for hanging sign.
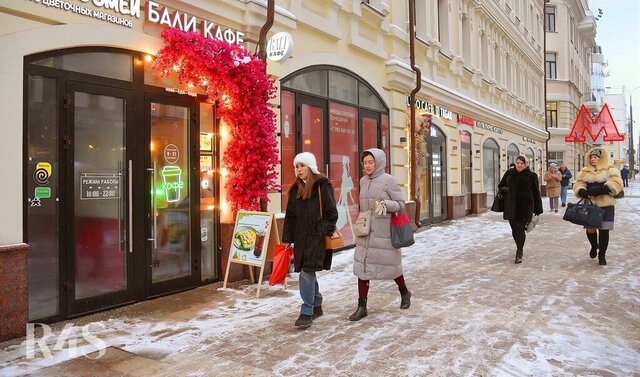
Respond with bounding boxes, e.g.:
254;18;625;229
266;32;294;62
565;103;624;142
223;210;280;298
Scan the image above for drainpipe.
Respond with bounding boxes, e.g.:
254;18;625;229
408;0;422;228
543;0;550;176
257;0;275;211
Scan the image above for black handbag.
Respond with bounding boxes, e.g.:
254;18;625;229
490;193;504;212
562;198;605;228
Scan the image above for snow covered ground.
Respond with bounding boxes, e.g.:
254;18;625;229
1;184;639;376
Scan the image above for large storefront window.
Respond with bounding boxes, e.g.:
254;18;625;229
281;67;389;248
25;47;214;322
418;124;447;224
525;148;535;172
483;138;501;206
460;131;472;215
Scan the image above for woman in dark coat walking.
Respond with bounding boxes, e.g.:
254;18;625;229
283;152;338;328
498;155;543;263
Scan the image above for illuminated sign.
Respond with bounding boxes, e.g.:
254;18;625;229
523;136;535;143
476;121;504;134
267;32;294;62
458;115;475;126
34;162;52;185
565;103;624;142
161;166;183;202
406;97;454;120
145;1;244;45
27;0;138;28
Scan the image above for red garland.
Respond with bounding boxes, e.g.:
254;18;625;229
154;29;279;213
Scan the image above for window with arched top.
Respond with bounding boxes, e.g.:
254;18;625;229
507;143;520;165
280;66;389;247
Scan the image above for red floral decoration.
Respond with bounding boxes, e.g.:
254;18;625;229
154;29;279;213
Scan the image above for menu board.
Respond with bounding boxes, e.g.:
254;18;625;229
223;210;280;297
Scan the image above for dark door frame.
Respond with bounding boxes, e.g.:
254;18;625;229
64;80;136;317
143;90;201;298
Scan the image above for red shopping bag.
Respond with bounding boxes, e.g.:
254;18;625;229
269;244;293;286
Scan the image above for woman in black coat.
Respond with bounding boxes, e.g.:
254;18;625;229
282;152;338;329
498;155;543;263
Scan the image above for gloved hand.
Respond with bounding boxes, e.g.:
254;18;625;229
577;189;590;199
374;200;387;216
588;183;610;196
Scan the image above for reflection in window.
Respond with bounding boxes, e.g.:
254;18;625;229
32;52;133;81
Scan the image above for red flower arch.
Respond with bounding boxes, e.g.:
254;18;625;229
154;29;279;213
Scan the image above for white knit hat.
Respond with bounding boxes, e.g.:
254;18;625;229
549;162;557;168
293;152;320;175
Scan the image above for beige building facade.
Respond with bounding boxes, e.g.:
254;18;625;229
1;0;547;323
545;0;597;176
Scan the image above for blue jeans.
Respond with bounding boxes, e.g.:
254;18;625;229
561;185;569;204
299;270;322;316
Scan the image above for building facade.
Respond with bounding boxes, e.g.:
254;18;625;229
1;0;547;324
545;0;597;174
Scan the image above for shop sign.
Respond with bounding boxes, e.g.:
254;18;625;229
458;115;475;126
406;97;454;121
27;0;138;28
476;121;504;134
80;174;121;200
266;32;294;62
145;1;244;45
523;136;535;143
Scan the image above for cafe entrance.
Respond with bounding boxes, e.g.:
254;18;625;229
24;48;215;322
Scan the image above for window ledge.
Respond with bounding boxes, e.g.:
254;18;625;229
361;1;389;18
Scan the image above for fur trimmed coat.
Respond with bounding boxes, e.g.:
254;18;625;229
573;147;623;208
353;148;405;281
543;168;562;198
498;167;543;222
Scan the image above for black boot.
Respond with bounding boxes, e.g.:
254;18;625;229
400;289;411;309
294;314;313;328
587;231;598;259
598;230;609;266
349;298;368;321
311;305;323;319
514;249;523;264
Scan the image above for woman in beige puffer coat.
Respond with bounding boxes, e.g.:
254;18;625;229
349;148;411;321
543;162;562;212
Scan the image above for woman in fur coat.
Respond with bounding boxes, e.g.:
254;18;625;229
498;156;543;264
573;147;623;266
543;162;562;212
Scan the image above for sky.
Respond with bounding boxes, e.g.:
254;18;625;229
590;0;640;148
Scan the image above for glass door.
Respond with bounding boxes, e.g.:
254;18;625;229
66;82;134;315
429;126;447;222
298;95;326;171
460;131;472;215
146;97;199;294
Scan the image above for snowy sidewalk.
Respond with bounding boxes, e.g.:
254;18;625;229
1;182;639;376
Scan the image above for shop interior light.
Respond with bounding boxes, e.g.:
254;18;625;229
220;125;229;139
150;141;155;151
144;54;153;62
304;139;311;145
88;144;94;149
220;167;228;177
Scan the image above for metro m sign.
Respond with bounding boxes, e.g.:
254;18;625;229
565;103;624;142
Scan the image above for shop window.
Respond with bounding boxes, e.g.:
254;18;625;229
329;71;357;104
283;69;328;97
26;75;60;320
525;148;535;170
32;52;133;81
359;83;386;111
329;102;359;245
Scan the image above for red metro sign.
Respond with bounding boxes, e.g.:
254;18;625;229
565;103;624;142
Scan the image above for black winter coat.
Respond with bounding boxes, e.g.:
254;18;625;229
282;177;338;272
498;167;543;222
